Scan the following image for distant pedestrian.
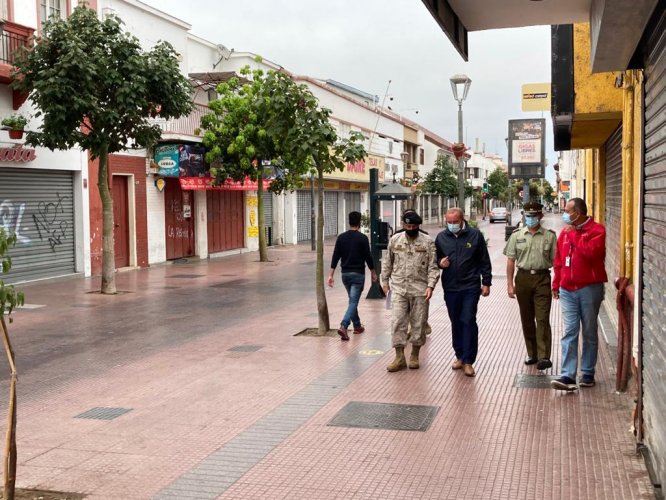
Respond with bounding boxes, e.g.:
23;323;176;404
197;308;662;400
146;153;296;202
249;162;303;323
551;198;607;391
435;207;492;377
328;211;377;341
381;211;439;371
504;202;557;370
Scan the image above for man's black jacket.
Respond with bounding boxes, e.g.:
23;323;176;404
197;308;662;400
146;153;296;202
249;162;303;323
435;223;492;291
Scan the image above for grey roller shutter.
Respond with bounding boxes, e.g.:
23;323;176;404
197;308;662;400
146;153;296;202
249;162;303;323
324;191;338;238
604;125;623;309
0;168;76;283
344;192;361;215
641;7;666;486
297;190;312;242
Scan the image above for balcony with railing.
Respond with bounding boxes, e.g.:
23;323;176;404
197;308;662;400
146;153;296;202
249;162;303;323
0;21;34;84
151;102;210;141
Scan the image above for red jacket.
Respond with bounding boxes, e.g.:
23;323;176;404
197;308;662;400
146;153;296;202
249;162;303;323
553;217;608;291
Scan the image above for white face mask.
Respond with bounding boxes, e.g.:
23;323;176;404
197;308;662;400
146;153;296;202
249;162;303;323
447;223;461;234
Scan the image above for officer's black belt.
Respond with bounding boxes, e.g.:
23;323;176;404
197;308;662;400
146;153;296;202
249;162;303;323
517;268;550;275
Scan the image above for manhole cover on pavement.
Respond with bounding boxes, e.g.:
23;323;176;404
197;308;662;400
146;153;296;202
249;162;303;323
210;279;249;288
228;345;263;352
75;407;132;420
514;373;559;389
169;274;205;279
327;401;439;432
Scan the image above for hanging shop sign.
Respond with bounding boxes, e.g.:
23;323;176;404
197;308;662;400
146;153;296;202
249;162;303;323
179;176;272;191
507;118;546;179
153;144;207;177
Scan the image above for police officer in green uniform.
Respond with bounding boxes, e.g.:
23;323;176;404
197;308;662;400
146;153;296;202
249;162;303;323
504;202;557;370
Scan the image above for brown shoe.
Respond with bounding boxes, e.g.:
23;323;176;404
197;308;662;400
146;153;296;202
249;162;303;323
463;364;475;377
353;325;365;334
337;327;349;341
387;347;407;372
408;345;421;369
451;359;463;370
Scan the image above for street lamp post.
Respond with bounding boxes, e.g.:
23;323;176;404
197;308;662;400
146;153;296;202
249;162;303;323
450;74;471;211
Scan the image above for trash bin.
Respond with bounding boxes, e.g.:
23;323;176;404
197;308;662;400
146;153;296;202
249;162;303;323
505;225;518;241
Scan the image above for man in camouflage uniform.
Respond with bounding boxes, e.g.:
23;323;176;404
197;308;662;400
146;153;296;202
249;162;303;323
504;202;557;370
381;211;440;372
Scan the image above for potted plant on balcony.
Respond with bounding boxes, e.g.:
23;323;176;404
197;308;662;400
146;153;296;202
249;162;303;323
1;114;28;139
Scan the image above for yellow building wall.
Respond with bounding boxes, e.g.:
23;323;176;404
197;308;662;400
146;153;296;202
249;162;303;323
571;23;623;149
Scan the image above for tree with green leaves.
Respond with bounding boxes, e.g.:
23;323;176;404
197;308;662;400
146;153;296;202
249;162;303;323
487;167;509;203
202;62;366;334
423;155;458;197
12;4;193;294
1;229;25;500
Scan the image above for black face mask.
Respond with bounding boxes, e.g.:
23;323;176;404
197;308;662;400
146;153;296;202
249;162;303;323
405;228;419;238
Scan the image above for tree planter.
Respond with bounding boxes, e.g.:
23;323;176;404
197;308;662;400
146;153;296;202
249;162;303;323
7;130;23;140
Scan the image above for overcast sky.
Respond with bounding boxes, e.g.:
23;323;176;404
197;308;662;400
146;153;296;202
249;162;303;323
140;0;557;183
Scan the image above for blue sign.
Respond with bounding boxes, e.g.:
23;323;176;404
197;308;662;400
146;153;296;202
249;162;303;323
154;144;179;177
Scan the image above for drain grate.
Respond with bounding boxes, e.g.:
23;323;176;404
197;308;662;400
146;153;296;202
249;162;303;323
169;274;204;279
514;374;559;389
75;407;132;420
328;401;439;432
228;345;263;352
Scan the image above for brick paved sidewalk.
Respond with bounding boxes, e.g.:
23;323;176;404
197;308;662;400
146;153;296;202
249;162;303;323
0;217;654;499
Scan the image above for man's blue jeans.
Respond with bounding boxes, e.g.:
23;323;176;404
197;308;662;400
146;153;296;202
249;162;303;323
341;272;365;329
558;284;605;379
443;287;481;364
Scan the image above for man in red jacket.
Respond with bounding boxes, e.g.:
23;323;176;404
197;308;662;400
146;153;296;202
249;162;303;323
551;198;608;391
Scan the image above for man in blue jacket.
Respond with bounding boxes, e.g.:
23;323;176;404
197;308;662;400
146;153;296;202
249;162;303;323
435;207;492;377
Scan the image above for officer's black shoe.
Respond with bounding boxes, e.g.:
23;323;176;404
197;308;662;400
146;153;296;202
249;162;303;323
551;376;577;391
524;357;538;365
536;359;552;370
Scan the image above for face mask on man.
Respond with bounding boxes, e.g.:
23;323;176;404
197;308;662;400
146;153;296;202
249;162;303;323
524;216;540;228
447;223;461;234
405;228;420;238
562;212;574;225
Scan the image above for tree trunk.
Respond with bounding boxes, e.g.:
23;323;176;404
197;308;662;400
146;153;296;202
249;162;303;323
257;170;268;262
1;316;17;500
315;167;330;334
98;147;117;294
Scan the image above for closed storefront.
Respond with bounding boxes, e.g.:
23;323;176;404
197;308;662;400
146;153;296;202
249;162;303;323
263;191;273;245
207;190;244;253
0;167;75;283
641;5;666;487
324;191;338;238
297;190;312;242
343;192;361;215
164;177;195;259
604;125;623;312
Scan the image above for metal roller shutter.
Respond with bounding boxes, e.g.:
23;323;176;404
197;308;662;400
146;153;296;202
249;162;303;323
0;168;76;283
344;192;361;215
604;125;623;310
641;6;666;486
297;190;312;242
324;191;338;237
263;191;273;226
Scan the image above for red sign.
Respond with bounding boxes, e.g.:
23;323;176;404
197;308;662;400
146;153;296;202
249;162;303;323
0;146;37;162
179;177;271;191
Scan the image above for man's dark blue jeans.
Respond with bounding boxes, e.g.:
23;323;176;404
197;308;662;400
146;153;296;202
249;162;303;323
443;287;481;364
341;272;365;329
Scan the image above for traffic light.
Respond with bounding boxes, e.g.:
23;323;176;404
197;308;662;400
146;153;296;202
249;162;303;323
483;182;488;193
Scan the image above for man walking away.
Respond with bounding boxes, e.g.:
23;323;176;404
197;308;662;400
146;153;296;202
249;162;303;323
435;207;492;377
551;198;607;391
381;211;439;371
328;211;377;341
504;202;557;370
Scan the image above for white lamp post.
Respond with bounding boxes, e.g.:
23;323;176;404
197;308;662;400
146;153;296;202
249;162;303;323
450;74;472;210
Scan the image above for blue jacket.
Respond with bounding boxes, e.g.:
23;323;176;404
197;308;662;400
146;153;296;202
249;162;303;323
435;223;492;291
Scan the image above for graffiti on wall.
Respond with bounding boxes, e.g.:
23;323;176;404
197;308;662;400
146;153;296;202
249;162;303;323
0;199;31;245
32;192;71;251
